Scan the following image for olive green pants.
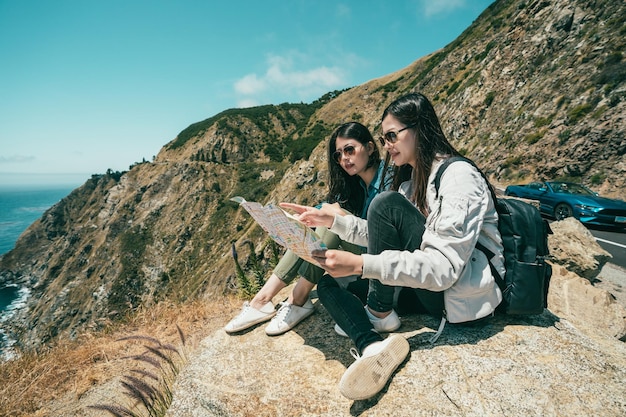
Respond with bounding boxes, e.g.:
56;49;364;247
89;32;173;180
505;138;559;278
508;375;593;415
273;226;365;285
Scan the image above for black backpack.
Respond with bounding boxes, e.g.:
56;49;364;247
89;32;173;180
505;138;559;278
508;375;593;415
434;157;552;315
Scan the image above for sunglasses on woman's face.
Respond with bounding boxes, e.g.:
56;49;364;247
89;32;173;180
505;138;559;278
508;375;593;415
378;122;418;146
333;144;361;163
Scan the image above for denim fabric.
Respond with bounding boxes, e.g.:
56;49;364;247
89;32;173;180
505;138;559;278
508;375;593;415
318;274;382;353
366;191;444;316
318;191;445;352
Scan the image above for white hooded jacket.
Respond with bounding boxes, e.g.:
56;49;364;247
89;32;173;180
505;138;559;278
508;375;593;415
329;158;504;323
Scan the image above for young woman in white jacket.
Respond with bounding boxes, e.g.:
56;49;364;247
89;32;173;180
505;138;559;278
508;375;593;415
281;93;505;401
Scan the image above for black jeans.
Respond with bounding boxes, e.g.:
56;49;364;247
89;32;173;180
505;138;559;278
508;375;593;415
318;191;444;353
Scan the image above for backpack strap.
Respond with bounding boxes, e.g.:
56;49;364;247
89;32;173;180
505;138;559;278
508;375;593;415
433;156;468;199
476;241;505;289
433;156;504;284
434;156;498;203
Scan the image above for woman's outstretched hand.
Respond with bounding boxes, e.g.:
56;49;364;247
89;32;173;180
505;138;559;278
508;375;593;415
312;249;363;278
279;202;342;228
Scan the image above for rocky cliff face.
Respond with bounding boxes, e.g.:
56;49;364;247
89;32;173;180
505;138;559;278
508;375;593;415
1;0;625;353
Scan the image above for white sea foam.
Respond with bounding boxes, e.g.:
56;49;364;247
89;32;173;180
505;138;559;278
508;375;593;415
0;284;31;362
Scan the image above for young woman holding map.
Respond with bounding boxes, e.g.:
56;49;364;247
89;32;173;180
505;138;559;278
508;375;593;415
224;121;391;336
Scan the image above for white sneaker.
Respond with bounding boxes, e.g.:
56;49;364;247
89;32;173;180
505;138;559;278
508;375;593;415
334;323;348;337
365;307;401;332
338;334;410;400
224;301;276;333
334;307;401;338
265;299;315;336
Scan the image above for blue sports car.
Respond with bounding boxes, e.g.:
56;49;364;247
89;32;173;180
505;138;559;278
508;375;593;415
504;181;626;228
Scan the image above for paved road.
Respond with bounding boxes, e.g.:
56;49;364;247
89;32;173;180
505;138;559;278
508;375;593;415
587;228;626;308
588;227;626;270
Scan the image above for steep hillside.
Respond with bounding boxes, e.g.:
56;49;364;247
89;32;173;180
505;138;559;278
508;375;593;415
1;0;624;353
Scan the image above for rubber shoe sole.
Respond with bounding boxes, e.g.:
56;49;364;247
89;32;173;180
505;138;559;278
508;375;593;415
338;334;410;400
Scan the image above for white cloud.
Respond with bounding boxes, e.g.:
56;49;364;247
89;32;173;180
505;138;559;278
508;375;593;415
0;155;36;164
233;53;346;105
234;74;266;95
421;0;466;17
265;56;343;88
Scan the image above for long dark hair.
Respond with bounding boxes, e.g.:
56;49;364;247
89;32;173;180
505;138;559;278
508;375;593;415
381;93;460;214
327;122;380;215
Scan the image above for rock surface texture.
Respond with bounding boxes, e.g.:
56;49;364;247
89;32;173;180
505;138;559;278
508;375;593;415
163;218;626;417
166;297;626;417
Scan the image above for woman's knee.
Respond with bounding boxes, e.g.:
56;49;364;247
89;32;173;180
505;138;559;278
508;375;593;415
368;191;406;218
316;274;337;297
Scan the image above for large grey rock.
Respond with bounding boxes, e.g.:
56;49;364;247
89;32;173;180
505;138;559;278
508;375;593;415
165;215;626;416
545;217;626;340
548;263;626;341
166;297;626;417
548;217;612;280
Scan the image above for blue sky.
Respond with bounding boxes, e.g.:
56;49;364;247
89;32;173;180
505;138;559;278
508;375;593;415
0;0;494;186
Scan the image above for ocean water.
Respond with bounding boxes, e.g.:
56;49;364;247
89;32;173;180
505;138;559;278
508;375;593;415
0;186;76;255
0;185;77;356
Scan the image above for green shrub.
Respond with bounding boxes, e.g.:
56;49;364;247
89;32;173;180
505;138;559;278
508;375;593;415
524;131;544;144
501;132;513;146
566;104;593;124
590;172;606;185
608;92;624;107
502;155;523;168
534;115;552;128
447;81;461;96
591;105;607;119
474;40;496;62
485;91;496;106
231;240;274;299
558;129;571;144
285;121;331;162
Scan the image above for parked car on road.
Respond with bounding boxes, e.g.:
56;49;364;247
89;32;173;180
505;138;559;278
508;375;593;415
504;181;626;228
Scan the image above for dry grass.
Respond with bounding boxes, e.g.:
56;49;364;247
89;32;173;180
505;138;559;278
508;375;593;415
0;296;240;417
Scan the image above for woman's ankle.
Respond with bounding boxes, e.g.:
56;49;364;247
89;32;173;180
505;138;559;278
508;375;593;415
366;305;392;319
290;278;315;306
250;297;272;310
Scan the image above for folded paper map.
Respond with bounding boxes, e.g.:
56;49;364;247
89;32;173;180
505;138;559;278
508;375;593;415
231;196;326;266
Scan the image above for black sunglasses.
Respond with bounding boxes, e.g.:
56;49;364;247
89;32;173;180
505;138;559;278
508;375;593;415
333;144;361;162
378;122;418;146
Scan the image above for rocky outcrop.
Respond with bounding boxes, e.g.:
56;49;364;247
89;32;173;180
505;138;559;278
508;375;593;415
546;217;626;341
165;310;625;417
163;270;626;417
549;263;626;341
548;217;612;280
162;216;626;416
